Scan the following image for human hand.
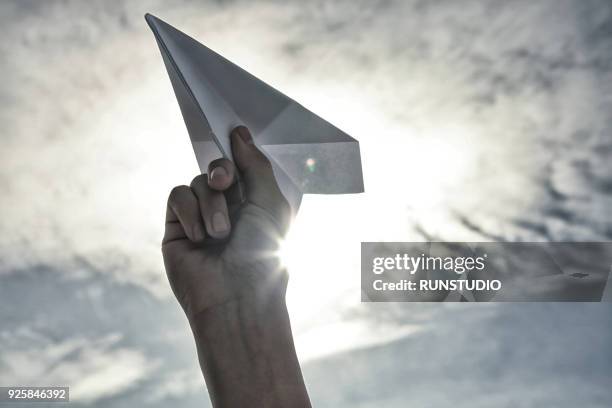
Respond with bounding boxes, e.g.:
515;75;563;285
162;125;292;320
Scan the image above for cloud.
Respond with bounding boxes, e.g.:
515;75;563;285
1;0;611;406
2;334;156;403
1;0;611;278
0;262;210;406
302;303;612;408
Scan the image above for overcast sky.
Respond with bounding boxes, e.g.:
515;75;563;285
1;0;611;407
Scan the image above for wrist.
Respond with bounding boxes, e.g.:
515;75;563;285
189;290;288;340
189;295;310;407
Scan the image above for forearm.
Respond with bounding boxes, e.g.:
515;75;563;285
189;295;311;408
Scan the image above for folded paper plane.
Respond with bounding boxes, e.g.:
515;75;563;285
145;13;364;211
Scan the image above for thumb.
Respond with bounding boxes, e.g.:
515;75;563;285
230;126;291;230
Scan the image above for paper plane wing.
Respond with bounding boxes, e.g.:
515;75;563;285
145;13;364;211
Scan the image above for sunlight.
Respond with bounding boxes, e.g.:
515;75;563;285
125;70;486;359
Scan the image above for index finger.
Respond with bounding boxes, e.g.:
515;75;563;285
207;158;236;191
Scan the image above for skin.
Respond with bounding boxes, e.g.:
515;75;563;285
162;126;311;408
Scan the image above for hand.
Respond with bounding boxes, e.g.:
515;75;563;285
162;126;310;408
162;125;291;319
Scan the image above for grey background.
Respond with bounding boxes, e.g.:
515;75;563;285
1;0;611;407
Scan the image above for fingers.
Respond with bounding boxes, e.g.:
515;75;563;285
164;185;206;244
230;126;291;229
163;174;232;245
207;158;235;191
163;125;289;245
191;174;231;239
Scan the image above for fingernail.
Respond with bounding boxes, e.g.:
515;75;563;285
192;223;205;241
211;211;229;233
235;126;253;144
209;166;228;183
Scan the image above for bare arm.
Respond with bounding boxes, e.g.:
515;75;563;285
162;126;311;407
191;296;309;407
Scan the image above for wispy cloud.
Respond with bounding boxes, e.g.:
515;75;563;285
1;0;611;406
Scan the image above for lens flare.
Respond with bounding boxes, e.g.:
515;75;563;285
305;158;316;173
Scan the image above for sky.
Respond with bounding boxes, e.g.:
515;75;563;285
0;0;611;407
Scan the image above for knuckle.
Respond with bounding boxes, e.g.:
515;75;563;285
168;185;189;203
190;173;208;188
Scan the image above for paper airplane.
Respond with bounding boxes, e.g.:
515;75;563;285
145;13;363;211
